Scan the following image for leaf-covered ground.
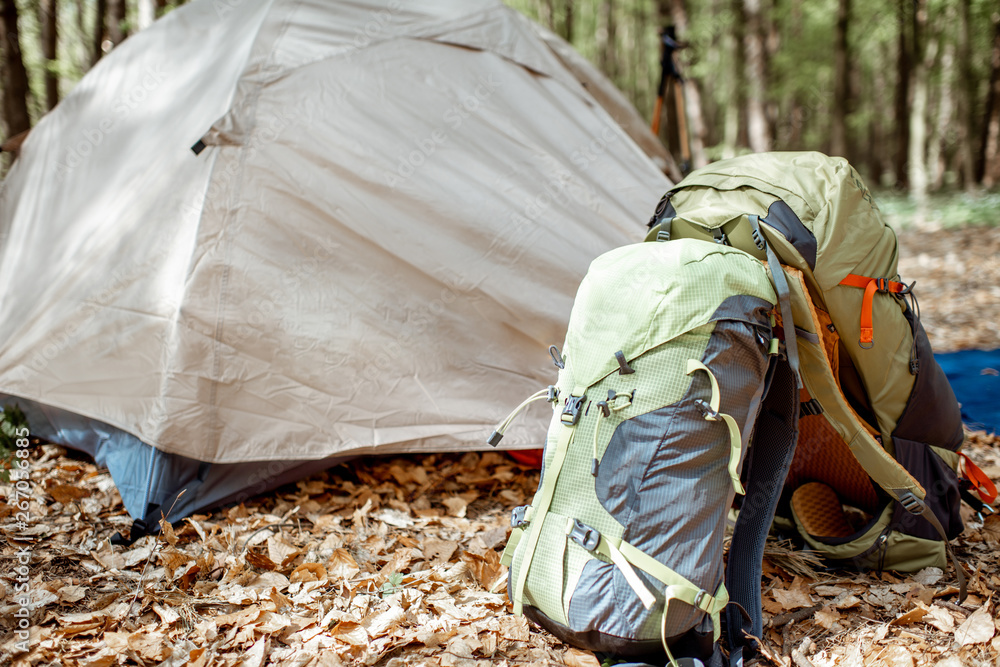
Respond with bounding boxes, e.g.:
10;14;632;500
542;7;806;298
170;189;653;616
2;226;999;667
1;440;999;667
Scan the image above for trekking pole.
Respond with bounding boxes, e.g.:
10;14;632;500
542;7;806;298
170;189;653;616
673;77;691;173
651;27;691;175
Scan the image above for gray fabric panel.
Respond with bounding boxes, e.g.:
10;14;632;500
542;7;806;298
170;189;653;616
707;295;772;330
0;394;350;522
569;315;770;639
762;200;817;269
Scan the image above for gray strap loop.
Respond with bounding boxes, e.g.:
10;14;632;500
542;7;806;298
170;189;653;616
748;214;800;386
900;492;968;601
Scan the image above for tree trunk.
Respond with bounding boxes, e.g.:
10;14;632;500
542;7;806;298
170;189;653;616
908;0;931;211
743;0;770;152
928;20;954;191
981;14;1000;188
597;0;616;80
137;0;155;30
38;0;58;110
108;0;127;47
893;0;911;187
155;0;168;18
763;0;780;143
723;0;745;158
93;0;107;65
867;43;891;183
830;0;850;158
563;0;573;43
956;0;976;190
537;0;554;32
779;0;804;150
0;0;32;139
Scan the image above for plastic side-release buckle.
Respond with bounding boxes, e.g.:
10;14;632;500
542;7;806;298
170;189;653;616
511;505;532;528
899;491;924;515
568;519;601;552
800;398;824;416
561;394;587;425
713;227;729;246
694;398;720;421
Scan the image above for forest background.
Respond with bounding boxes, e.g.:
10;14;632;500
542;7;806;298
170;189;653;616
1;0;999;212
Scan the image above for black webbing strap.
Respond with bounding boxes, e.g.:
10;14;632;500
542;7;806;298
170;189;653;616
748;214;800;384
725;359;800;658
902;494;968;602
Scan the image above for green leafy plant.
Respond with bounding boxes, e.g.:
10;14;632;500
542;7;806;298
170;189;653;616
0;404;29;483
380;571;405;598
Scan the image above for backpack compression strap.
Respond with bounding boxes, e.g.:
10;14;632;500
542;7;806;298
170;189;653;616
748;214;800;383
688;360;746;495
838;274;912;348
509;385;586;615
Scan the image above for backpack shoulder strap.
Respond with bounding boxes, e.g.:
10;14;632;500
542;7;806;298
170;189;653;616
724;357;799;665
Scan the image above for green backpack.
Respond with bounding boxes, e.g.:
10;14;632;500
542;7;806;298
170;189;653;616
644;152;986;581
492;153;987;667
495;238;783;665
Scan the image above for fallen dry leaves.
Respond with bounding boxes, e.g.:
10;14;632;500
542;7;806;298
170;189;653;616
2;433;998;667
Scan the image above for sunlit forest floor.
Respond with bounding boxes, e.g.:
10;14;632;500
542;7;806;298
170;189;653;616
878;189;1000;230
2;218;999;667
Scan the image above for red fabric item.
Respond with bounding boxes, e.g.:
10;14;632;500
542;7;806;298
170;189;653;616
508;449;544;468
961;453;998;505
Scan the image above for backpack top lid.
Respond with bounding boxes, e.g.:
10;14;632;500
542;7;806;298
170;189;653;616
666;151;895;293
563;239;776;389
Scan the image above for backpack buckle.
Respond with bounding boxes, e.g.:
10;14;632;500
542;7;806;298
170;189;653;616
511;505;532;528
568;519;601;551
561;394;587;425
800;398;823;416
695;398;720;421
899;491;924;515
712;228;729;246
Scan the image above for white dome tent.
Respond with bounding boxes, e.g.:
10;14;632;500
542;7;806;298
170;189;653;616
0;0;671;533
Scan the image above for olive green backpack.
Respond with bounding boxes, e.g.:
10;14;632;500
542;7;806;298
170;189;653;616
494;153;993;667
644;153;992;581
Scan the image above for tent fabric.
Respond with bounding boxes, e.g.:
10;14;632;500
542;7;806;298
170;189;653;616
0;0;671;517
3;393;347;521
934;349;1000;434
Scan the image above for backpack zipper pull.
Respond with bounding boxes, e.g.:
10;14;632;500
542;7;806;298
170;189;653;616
488;387;552;447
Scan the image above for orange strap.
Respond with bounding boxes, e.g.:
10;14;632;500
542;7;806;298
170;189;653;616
839;274;910;348
960;453;998;505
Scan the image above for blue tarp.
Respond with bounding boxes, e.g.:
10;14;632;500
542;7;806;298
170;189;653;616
935;349;1000;434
